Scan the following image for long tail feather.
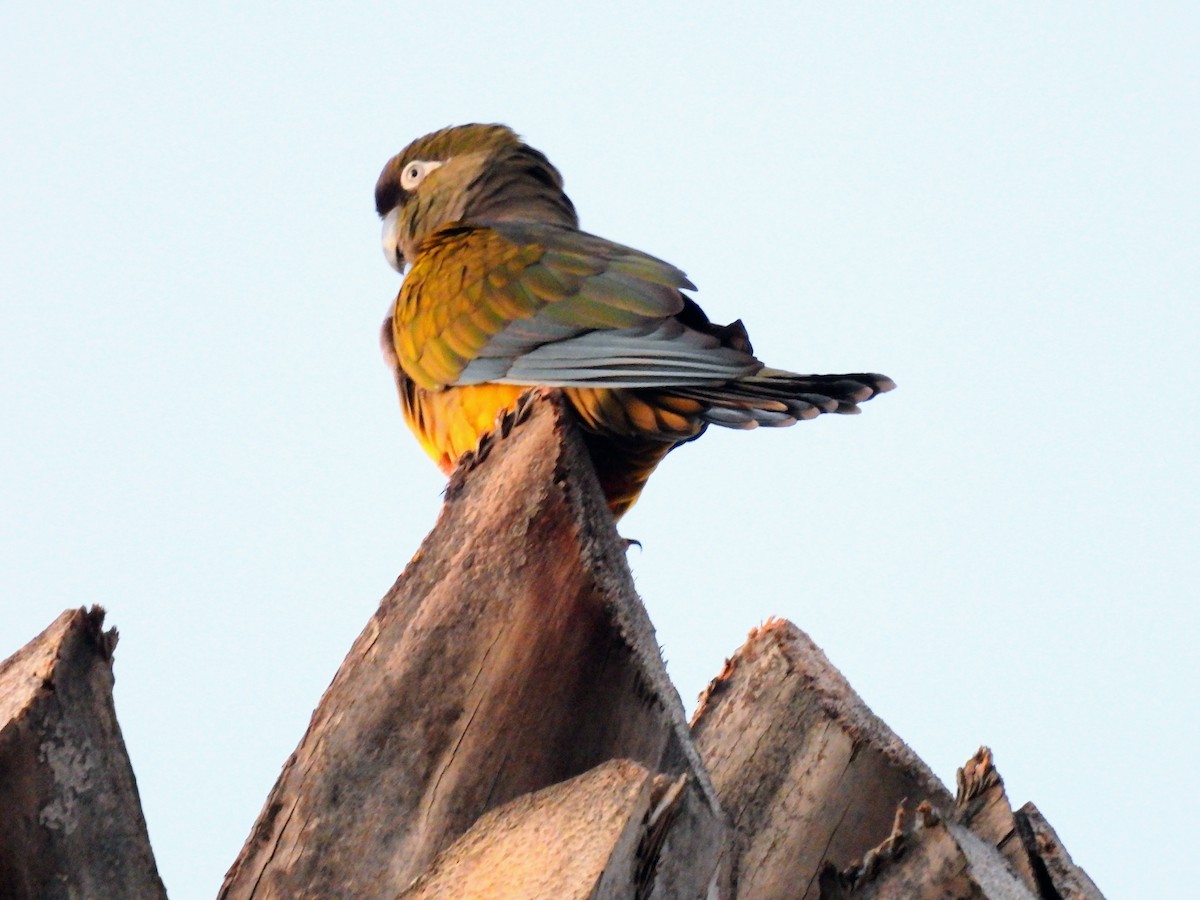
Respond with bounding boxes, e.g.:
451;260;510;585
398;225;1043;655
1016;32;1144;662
670;372;895;428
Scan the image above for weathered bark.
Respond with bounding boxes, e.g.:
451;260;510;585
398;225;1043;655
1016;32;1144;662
818;748;1103;899
0;607;165;900
220;391;723;899
690;617;953;899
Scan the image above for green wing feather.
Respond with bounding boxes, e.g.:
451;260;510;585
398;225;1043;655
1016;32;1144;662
394;222;737;390
391;220;894;433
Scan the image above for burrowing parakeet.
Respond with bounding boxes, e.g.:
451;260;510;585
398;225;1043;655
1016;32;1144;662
376;124;893;518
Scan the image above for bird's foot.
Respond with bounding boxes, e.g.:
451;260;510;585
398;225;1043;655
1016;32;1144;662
620;537;642;552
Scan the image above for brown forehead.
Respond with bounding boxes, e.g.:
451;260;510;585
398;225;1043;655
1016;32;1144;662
375;123;522;216
402;123;521;161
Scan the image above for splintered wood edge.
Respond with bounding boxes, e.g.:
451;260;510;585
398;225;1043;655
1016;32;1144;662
818;804;1036;900
692;617;947;803
817;800;935;895
956;746;1003;808
822;748;1107;900
0;606;116;726
955;749;1106;897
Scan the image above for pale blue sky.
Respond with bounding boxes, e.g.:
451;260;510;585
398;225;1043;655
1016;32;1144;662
2;4;1196;897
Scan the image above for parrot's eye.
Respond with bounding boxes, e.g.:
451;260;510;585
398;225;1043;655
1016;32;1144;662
400;160;442;191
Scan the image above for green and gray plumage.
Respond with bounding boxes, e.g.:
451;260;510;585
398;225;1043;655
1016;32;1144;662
376;124;894;516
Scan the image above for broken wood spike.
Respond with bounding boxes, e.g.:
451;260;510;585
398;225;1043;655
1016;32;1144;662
0;606;165;900
219;390;722;898
956;745;1002;807
690;617;953;900
1015;803;1105;900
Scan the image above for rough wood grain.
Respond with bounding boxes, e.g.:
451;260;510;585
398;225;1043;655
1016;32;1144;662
0;607;165;900
220;390;721;899
400;759;653;899
690;618;953;900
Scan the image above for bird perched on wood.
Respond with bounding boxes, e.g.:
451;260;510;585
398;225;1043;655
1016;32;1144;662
376;124;893;518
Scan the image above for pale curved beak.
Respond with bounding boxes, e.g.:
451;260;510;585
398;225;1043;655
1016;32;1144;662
381;208;405;273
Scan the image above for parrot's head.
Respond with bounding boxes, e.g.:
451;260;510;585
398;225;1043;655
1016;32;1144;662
376;124;578;273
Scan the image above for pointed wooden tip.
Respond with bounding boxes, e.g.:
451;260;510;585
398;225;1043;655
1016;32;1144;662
0;607;164;900
691;617;952;898
221;389;722;898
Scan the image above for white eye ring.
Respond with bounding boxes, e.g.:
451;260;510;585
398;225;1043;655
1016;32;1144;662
400;159;442;190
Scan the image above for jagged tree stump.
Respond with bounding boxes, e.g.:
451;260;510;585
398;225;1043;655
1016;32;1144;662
0;392;1103;898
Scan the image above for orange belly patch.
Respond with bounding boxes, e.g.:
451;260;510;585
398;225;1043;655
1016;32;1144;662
402;381;530;474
